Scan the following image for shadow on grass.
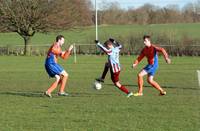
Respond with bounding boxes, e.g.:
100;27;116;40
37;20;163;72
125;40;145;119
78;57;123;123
0;91;114;98
104;83;200;90
70;92;114;97
0;91;44;97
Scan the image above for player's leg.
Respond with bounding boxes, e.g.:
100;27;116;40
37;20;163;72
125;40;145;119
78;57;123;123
45;75;61;97
58;78;62;85
114;81;129;94
134;69;147;96
147;75;166;95
145;62;166;95
115;81;133;97
96;62;110;83
44;63;61;97
111;71;133;97
58;70;69;96
101;62;110;80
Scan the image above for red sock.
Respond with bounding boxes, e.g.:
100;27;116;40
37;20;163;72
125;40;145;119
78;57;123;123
119;85;129;94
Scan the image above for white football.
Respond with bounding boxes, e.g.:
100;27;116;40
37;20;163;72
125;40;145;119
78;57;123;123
94;81;102;90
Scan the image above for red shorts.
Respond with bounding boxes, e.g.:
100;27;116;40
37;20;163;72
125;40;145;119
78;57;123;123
111;71;120;83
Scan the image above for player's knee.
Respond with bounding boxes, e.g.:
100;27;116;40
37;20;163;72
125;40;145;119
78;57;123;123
64;72;69;77
105;62;110;67
55;75;61;82
147;78;153;84
114;81;121;87
61;71;68;77
138;73;143;78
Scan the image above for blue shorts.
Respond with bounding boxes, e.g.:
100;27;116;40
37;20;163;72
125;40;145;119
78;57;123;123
45;63;64;77
144;64;158;76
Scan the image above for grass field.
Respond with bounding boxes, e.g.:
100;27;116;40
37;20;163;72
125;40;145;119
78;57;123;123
0;23;200;45
0;55;199;131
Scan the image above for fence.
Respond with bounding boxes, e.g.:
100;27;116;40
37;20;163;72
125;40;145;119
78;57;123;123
0;45;49;56
0;44;200;56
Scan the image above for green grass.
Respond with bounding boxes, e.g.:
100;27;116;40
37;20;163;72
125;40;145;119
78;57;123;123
0;23;200;45
0;55;199;131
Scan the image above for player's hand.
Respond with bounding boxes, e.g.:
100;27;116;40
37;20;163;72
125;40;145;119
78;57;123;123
68;45;73;52
95;40;99;44
166;58;171;64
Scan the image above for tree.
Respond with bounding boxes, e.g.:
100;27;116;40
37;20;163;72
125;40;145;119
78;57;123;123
182;3;195;22
0;0;75;55
70;0;93;26
98;1;126;24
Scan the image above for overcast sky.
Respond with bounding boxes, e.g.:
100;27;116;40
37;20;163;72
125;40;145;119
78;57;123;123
92;0;198;9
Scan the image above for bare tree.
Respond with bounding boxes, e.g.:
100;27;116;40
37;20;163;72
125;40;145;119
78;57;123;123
73;0;93;26
182;3;195;22
0;0;75;55
99;2;126;24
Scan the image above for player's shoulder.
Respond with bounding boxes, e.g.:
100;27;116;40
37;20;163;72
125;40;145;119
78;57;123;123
151;44;157;47
151;44;160;48
142;46;148;51
50;43;61;55
152;44;164;51
52;43;59;48
52;43;62;50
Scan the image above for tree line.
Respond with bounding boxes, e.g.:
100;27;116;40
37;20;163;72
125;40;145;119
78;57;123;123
1;0;200;31
0;0;92;55
0;0;200;55
97;1;200;25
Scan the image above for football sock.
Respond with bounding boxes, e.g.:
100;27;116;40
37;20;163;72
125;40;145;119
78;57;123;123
119;85;129;94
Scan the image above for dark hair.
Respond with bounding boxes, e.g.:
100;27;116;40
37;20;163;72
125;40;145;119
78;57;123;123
56;35;64;42
104;40;112;47
143;35;151;40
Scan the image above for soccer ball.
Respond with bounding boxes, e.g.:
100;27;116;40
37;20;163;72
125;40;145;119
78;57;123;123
93;81;102;90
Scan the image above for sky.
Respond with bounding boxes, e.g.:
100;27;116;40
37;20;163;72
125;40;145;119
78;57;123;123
92;0;198;9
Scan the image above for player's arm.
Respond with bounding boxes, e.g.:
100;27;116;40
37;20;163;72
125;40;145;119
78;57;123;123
132;49;145;68
116;42;122;49
60;45;73;60
95;40;112;54
154;45;171;64
109;38;122;48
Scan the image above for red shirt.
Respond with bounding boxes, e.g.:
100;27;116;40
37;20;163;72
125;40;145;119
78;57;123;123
47;43;62;63
134;44;169;65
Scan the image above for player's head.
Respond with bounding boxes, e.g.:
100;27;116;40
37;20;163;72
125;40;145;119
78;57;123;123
143;35;151;47
104;40;113;49
56;35;65;46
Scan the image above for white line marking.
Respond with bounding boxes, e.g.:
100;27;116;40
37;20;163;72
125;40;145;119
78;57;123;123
197;70;200;87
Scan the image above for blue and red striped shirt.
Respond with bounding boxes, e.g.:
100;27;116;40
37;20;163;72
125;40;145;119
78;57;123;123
97;43;122;73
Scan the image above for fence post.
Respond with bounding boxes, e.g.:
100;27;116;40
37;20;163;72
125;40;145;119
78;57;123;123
73;43;77;64
7;45;9;55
